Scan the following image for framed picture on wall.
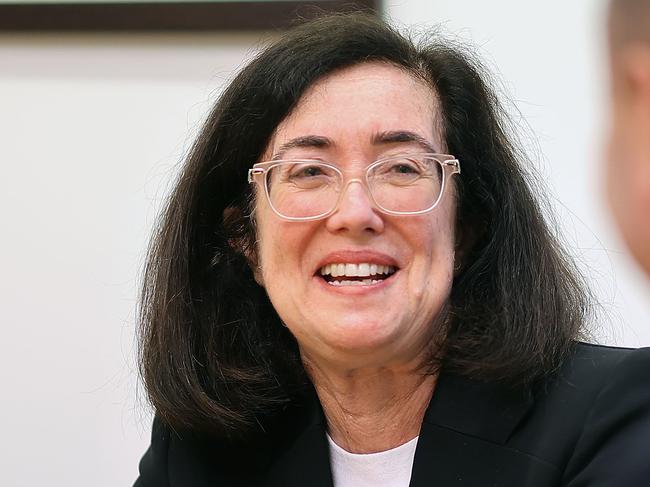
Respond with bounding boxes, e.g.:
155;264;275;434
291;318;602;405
0;0;380;31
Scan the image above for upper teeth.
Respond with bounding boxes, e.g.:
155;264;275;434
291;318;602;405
319;263;396;277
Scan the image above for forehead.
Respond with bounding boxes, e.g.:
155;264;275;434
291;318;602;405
266;62;444;158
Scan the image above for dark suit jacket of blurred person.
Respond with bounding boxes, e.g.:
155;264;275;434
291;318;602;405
134;342;650;486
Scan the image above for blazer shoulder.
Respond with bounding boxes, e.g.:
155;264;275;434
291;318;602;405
132;396;324;487
133;416;171;487
570;340;639;361
560;343;650;485
559;342;650;387
560;342;650;416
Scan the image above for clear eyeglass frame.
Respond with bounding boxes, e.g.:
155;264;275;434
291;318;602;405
247;153;461;222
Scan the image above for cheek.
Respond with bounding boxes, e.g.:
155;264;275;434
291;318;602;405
255;205;288;288
258;224;291;283
256;215;317;293
430;208;457;282
409;213;456;293
255;195;292;266
430;201;457;255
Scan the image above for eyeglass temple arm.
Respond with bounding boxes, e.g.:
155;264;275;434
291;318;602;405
248;167;266;183
444;159;461;174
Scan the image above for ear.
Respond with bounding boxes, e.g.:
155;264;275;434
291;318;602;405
222;205;265;287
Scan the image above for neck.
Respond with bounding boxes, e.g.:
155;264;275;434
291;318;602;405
304;357;437;454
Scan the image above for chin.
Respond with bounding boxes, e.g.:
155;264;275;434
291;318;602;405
321;320;408;357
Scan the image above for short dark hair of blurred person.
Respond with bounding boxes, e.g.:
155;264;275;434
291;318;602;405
607;0;650;276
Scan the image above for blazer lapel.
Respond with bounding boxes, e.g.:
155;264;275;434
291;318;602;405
409;371;542;486
264;400;333;487
167;387;333;487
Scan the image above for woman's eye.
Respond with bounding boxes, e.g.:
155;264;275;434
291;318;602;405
297;166;323;177
386;161;421;175
286;164;331;182
393;164;417;174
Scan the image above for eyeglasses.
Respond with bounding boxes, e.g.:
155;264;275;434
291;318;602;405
248;153;461;221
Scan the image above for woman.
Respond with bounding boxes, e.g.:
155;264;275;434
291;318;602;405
134;14;650;487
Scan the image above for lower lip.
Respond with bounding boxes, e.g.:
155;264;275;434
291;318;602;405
313;271;398;295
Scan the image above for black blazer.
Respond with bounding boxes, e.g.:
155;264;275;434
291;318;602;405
134;343;650;486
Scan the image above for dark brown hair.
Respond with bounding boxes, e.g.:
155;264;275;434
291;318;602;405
139;13;590;438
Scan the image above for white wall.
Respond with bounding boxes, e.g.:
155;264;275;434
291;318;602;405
0;33;260;486
1;1;648;486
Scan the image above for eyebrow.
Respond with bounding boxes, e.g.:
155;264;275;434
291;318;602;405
271;130;439;160
272;135;331;160
372;130;440;153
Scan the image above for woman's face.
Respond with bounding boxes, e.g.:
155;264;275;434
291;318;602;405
254;62;457;371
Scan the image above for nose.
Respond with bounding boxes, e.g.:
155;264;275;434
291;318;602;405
325;179;385;235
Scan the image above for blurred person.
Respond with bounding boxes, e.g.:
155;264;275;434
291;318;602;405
134;13;650;487
607;0;650;276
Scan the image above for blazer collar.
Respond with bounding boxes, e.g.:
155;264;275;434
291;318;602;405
424;370;534;444
264;392;333;487
409;371;537;487
265;372;535;487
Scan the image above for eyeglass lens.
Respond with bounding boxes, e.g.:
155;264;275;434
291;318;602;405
265;156;444;219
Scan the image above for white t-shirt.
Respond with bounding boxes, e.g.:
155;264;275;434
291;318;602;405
327;434;419;487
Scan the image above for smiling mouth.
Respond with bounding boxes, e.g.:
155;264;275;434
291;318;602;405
318;262;397;286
